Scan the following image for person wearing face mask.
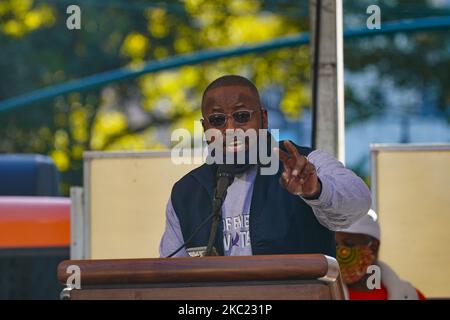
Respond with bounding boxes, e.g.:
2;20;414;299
336;210;426;300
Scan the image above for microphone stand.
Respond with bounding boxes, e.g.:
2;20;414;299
204;197;224;256
205;166;234;256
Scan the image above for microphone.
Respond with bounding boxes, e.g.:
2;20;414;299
213;164;235;209
165;164;235;258
205;164;235;256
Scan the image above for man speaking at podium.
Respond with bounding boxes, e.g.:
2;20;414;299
160;75;371;258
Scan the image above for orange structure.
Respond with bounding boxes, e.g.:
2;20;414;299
0;197;70;248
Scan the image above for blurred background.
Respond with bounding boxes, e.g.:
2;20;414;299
1;0;449;193
0;0;449;299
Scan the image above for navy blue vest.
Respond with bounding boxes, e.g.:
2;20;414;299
170;141;336;257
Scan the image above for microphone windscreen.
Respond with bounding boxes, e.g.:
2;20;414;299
216;164;235;180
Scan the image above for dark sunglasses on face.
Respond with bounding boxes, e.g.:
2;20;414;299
205;109;259;128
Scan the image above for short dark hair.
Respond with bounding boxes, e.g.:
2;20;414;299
201;75;260;106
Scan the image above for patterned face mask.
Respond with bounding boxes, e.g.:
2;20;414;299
337;244;376;285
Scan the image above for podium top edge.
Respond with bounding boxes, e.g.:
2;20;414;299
57;254;333;286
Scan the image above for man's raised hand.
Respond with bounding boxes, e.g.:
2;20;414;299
275;141;321;199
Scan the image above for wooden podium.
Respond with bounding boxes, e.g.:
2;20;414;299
57;254;346;300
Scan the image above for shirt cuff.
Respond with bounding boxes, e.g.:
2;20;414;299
300;174;332;208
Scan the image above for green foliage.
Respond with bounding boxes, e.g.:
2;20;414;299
344;0;450;126
0;0;312;194
0;0;449;194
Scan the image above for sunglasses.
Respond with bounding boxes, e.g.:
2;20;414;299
204;109;259;128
